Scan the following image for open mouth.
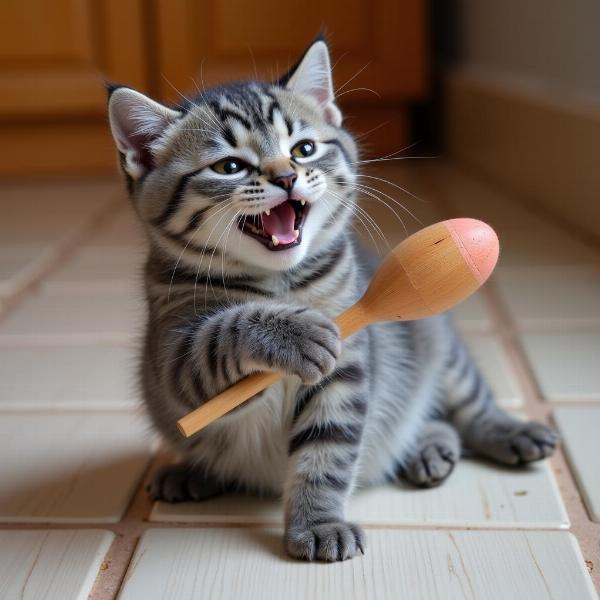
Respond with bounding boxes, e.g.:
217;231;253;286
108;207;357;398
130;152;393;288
238;199;309;251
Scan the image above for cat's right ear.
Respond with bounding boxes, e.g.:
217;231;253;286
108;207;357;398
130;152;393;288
107;85;181;180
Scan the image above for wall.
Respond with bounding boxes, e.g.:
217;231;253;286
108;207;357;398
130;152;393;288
456;0;600;101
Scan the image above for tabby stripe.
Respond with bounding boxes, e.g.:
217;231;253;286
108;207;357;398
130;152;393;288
289;422;363;454
186;277;273;298
212;103;252;130
284;117;293;136
323;138;352;166
266;99;281;124
306;472;348;491
325;204;347;227
293;367;365;424
448;370;486;419
171;325;199;396
206;320;221;380
151;269;273;298
181;207;210;235
222;125;237;148
289;240;346;290
152;169;202;227
159;230;221;257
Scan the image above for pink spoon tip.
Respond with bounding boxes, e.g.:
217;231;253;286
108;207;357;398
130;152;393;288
444;218;499;285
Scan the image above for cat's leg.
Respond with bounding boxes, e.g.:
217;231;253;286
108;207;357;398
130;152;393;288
148;462;226;503
443;338;558;465
399;420;461;488
146;302;342;502
284;341;368;562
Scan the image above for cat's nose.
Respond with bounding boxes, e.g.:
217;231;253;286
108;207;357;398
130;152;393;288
270;172;297;191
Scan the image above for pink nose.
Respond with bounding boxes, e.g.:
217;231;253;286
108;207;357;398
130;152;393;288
271;173;297;190
444;218;499;284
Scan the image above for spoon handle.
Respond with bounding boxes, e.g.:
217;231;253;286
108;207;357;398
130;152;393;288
176;303;368;438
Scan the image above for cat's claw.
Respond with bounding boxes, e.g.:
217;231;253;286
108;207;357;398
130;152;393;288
286;521;366;562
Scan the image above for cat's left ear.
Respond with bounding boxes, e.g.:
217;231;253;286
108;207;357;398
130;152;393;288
280;38;342;127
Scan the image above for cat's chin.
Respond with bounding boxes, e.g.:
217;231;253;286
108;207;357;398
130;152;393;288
231;237;310;272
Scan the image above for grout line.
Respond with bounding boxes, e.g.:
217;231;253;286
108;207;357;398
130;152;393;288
0;195;125;324
483;280;600;590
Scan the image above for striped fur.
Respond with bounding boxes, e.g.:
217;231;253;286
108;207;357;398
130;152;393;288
108;39;557;562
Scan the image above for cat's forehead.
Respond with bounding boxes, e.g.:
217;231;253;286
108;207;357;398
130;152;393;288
179;83;325;157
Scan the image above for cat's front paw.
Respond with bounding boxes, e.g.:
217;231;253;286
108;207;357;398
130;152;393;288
248;307;341;385
286;521;366;562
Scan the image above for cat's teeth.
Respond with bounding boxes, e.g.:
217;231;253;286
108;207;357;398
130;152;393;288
271;235;279;246
265;209;270;216
300;200;306;206
293;230;299;239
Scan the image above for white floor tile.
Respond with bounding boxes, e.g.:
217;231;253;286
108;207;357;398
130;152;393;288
554;407;600;522
0;413;152;523
118;528;595;600
151;459;568;529
0;529;113;600
451;292;494;333
463;334;523;407
0;287;143;344
0;179;118;244
0;244;50;296
521;333;600;401
0;345;140;410
496;266;600;328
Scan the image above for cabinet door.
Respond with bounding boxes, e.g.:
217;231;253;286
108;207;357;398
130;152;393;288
154;0;427;155
0;0;147;174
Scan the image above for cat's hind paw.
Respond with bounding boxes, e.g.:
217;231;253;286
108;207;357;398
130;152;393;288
148;463;223;503
477;421;558;466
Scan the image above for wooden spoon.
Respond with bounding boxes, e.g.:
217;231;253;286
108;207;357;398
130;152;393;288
177;218;499;438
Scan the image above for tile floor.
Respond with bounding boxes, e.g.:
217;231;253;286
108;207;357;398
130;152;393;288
0;163;598;599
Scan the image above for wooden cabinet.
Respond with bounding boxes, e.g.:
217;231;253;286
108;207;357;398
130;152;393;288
0;0;427;175
154;0;427;156
0;0;147;175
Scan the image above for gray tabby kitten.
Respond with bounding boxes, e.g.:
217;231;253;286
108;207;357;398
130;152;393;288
107;39;557;562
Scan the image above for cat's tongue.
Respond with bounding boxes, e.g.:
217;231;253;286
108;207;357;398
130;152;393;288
262;201;297;245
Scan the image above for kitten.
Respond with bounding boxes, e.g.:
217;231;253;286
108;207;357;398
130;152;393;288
107;38;557;562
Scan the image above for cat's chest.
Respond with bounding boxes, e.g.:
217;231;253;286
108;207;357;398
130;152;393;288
202;378;299;492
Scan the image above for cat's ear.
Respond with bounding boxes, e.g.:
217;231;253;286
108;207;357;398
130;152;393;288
107;85;181;179
280;38;342;127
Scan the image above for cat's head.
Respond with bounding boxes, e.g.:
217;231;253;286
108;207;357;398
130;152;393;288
107;38;358;272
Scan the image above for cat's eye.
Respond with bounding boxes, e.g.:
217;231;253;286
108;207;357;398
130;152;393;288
291;140;316;158
211;158;248;175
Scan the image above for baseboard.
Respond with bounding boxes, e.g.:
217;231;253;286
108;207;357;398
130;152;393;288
445;69;600;244
0;118;117;176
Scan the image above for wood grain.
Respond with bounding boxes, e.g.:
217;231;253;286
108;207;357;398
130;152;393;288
0;530;114;600
118;528;596;600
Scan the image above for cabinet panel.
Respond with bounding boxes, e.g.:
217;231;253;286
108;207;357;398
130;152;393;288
155;0;427;101
0;0;148;174
154;0;427;155
0;0;148;118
